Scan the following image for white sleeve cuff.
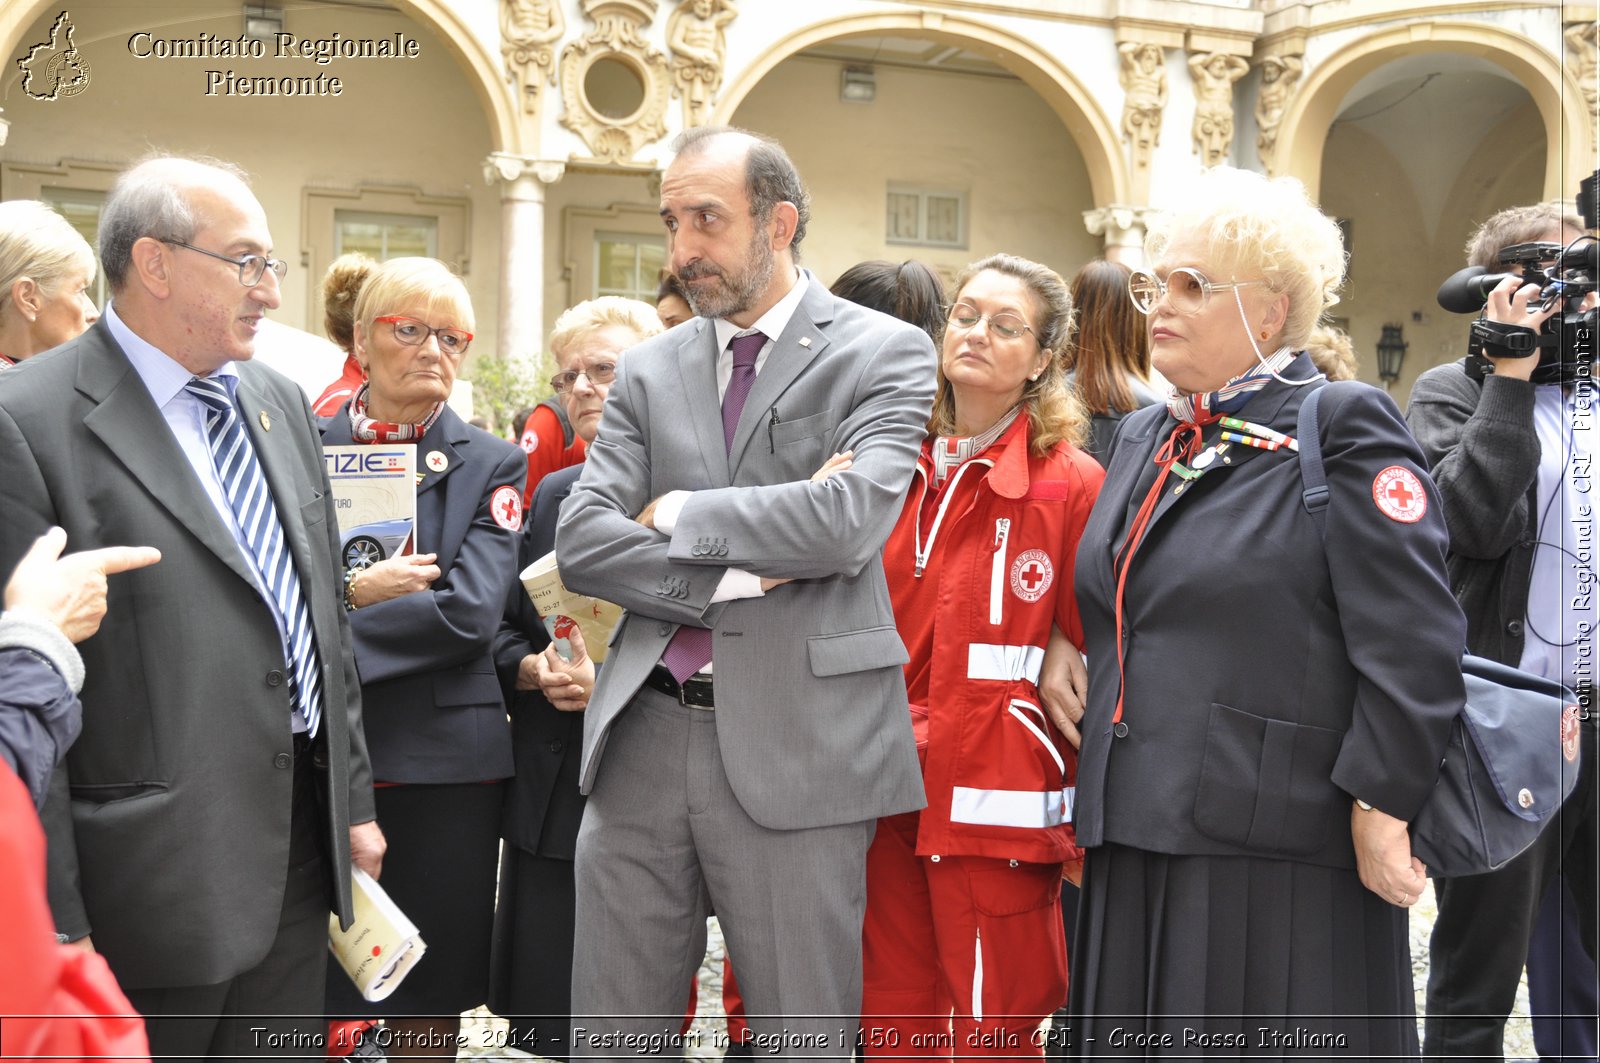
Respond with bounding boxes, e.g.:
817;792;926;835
710;568;766;603
653;490;691;535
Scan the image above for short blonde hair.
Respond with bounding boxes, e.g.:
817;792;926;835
0;200;96;324
1145;167;1345;350
353;257;473;353
547;296;662;367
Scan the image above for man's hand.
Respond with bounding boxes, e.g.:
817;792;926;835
349;820;386;880
536;625;595;711
1038;625;1087;749
4;527;162;643
811;451;854;482
1351;802;1426;908
347;553;440;609
1483;276;1561;380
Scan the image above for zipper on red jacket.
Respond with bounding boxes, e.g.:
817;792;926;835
989;518;1010;624
913;460;989;578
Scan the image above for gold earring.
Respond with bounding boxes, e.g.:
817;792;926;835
1260;329;1270;340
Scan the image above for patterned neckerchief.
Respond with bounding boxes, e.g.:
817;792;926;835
346;383;445;443
931;404;1023;487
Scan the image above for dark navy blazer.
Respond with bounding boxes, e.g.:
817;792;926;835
322;404;526;784
1073;357;1466;869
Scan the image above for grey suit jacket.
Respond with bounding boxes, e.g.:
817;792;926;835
0;318;374;989
555;276;935;830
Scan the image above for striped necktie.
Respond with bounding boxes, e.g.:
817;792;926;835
659;329;766;683
185;375;323;737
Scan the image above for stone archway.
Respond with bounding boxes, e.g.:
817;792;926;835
712;11;1129;210
1275;21;1590;203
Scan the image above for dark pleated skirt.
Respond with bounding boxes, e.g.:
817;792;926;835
1067;842;1418;1060
485;844;579;1058
325;781;504;1016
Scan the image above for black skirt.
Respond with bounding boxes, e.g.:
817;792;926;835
325;781;504;1017
1067;842;1418;1059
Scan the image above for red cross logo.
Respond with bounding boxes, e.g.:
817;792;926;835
1372;466;1427;524
490;485;523;531
1009;549;1054;602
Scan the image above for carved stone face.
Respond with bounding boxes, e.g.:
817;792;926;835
1198;114;1232;162
1262;60;1284;84
693;0;713;18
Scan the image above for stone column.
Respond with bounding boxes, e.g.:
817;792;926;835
1083;206;1152;268
484;153;566;361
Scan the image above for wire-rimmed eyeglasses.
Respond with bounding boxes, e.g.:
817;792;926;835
549;361;618;394
946;302;1037;341
163;240;288;287
1128;267;1263;315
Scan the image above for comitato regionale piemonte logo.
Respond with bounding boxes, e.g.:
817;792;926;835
17;11;91;101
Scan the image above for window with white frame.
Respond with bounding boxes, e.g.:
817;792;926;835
595;232;666;302
335;211;438;260
886;185;967;249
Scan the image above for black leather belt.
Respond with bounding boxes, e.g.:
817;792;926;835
645;665;715;709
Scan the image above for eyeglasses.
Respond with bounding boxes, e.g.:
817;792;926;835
549;361;618;394
163;240;287;287
374;315;473;355
946;302;1036;341
1128;267;1263;315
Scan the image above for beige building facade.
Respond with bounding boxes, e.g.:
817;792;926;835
1;0;1594;405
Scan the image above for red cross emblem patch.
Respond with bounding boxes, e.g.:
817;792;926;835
1372;466;1427;523
491;485;523;532
1563;704;1581;763
1010;549;1053;603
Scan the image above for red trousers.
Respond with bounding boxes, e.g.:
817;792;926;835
861;811;1066;1060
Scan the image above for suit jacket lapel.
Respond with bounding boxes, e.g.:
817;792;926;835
676;320;729;484
728;280;832;472
76;327;259;589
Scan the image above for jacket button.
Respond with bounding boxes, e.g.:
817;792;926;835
1507;619;1524;637
1112;721;1130;738
273;752;293;769
549;740;564;754
930;855;941;863
657;623;671;636
266;670;284;686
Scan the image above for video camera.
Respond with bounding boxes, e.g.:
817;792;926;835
1437;169;1598;384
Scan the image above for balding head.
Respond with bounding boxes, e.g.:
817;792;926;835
99;156;253;292
670;125;811;258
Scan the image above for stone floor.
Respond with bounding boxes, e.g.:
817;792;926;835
455;886;1538;1061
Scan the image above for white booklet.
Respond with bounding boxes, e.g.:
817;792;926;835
323;444;417;571
327;866;427;1002
520;549;624;663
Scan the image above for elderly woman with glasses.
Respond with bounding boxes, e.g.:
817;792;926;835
860;253;1104;1059
487;296;661;1057
319;257;526;1055
1067;167;1465;1056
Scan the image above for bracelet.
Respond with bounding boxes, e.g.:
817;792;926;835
343;567;360;612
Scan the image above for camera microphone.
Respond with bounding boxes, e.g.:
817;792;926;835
1436;267;1531;313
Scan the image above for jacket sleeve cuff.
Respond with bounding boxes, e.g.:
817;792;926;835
0;610;85;693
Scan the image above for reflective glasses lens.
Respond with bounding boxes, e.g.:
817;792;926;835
1169;268;1208;313
1128;272;1161;313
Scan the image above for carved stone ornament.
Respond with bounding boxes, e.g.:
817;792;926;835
482;153;568;186
1254;53;1304;166
1188;51;1249;166
558;0;672;165
1566;22;1597;122
500;0;565;117
1118;41;1168;170
667;0;739;128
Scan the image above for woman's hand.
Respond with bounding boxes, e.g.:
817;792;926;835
1351;801;1427;909
348;553;440;608
1038;625;1087;749
536;625;595;711
811;451;854;482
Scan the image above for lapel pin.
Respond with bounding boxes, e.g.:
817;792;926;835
798;337;812;348
258;411;271;431
425;451;448;473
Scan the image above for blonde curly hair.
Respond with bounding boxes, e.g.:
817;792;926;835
1144;167;1346;351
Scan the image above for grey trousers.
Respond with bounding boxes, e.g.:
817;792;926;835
571;687;875;1061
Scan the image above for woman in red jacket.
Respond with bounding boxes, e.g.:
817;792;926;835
862;253;1104;1060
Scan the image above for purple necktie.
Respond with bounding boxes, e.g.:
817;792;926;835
660;330;766;682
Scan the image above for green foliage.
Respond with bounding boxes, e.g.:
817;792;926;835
463;348;553;439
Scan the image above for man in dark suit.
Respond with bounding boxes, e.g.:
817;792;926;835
556;127;936;1059
0;156;384;1058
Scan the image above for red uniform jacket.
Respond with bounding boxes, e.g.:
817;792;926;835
884;417;1103;864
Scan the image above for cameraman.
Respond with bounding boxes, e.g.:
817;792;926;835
1406;203;1598;1060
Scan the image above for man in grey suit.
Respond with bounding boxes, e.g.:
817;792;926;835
556;127;936;1058
0;156;384;1057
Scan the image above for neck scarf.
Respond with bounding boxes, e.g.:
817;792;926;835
346;383;444;444
1111;347;1296;723
931;405;1022;487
